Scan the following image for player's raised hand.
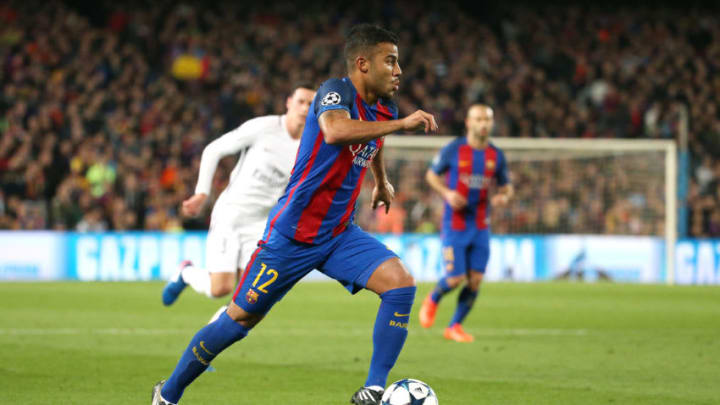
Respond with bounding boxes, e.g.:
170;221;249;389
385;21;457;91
444;190;467;210
401;110;438;134
181;193;208;217
372;181;395;214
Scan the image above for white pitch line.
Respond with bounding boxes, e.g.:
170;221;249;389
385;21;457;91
0;328;589;337
0;328;191;336
470;328;588;336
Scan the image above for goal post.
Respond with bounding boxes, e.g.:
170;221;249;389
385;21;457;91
382;136;678;284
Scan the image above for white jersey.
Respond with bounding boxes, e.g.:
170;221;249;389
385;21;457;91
195;115;300;225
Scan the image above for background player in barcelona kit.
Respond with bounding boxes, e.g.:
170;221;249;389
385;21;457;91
419;104;514;343
161;84;315;307
151;24;438;405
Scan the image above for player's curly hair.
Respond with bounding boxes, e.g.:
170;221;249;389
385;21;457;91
344;24;399;72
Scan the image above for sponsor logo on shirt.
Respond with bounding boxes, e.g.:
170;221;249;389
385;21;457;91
459;173;492;189
349;144;379;168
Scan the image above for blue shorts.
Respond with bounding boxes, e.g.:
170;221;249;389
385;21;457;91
441;229;490;277
233;224;398;315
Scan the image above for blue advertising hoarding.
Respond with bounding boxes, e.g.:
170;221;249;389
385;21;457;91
0;231;715;285
0;231;65;280
66;232;206;281
675;239;720;285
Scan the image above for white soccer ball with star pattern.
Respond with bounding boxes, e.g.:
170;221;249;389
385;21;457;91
381;378;438;405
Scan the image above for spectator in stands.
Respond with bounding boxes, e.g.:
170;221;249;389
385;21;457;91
1;1;718;236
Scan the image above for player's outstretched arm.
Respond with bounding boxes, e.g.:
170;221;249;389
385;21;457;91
319;109;438;145
184;121;263;217
181;193;208;217
194;128;258;195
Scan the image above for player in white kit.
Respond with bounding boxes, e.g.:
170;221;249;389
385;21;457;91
162;83;316;306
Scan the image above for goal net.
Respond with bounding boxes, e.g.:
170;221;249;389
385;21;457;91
356;136;677;283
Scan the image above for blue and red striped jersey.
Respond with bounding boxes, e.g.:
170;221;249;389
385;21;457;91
263;77;399;244
429;137;509;234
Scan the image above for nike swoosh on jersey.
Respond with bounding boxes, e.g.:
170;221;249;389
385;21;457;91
394;312;410;317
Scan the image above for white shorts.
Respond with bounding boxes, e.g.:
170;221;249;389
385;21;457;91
205;217;266;274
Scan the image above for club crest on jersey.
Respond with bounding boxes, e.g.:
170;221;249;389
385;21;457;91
486;160;495;170
321;92;341;106
246;289;259;305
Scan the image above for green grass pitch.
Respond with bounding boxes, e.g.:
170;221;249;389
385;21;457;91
0;281;718;404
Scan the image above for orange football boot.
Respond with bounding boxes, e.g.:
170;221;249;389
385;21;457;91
444;323;474;342
419;295;438;328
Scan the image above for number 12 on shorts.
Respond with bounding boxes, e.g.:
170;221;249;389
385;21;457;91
252;263;278;293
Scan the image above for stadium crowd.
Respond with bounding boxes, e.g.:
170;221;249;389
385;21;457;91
1;1;719;236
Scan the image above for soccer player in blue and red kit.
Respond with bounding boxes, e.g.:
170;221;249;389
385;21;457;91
151;24;438;405
419;104;513;342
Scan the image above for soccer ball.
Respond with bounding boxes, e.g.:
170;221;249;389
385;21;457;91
381;378;438;405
